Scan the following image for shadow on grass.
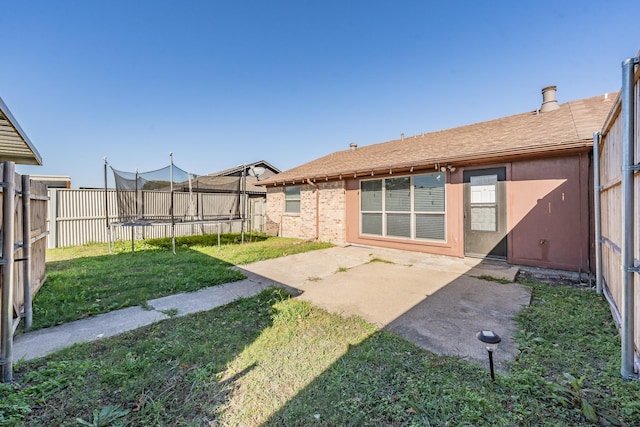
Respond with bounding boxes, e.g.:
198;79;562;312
263;331;501;426
18;288;287;426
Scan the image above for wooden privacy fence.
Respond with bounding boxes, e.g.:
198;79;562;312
48;189;267;248
595;56;640;379
0;162;48;382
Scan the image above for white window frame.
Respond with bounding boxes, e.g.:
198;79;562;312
360;172;447;242
284;186;301;214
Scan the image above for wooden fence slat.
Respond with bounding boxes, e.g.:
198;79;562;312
599;61;640;373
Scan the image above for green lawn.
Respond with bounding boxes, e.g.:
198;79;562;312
2;236;639;426
33;234;332;330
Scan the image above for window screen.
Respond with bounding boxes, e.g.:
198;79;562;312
385;177;411;211
360;173;446;241
285;186;300;213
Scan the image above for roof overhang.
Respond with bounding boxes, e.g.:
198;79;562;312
0;96;42;165
258;140;594;187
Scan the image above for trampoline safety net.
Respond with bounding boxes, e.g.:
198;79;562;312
111;163;243;224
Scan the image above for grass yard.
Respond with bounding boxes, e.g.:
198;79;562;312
2;236;640;425
2;283;640;426
33;234;332;330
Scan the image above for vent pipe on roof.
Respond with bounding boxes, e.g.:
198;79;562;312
540;85;560;112
350;142;357;150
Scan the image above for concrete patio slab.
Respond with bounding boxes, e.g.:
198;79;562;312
241;245;530;370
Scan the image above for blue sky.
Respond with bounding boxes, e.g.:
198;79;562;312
2;1;639;188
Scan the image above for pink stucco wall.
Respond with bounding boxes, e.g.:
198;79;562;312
507;153;591;271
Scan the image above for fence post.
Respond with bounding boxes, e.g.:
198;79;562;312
47;188;58;249
21;175;32;330
593;132;603;295
1;161;16;382
620;57;639;380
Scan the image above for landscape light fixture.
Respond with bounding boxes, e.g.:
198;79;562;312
476;330;501;381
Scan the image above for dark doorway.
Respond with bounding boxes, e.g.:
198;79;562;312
463;167;507;259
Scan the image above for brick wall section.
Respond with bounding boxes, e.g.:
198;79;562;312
265;186;285;236
265;180;346;243
317;180;346;242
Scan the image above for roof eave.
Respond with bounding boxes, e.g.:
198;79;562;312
0;96;43;166
258;141;593;186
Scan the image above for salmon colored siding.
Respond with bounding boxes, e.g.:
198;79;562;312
507;153;591;271
267;153;593;273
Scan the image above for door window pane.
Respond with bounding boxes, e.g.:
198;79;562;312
470;206;497;231
470;175;497;203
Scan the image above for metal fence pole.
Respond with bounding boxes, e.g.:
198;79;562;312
620;57;639;380
593;132;603;295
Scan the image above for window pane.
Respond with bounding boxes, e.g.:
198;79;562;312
385;177;411;211
362;213;382;235
386;213;411;237
361;180;382;211
470;175;497;204
470;206;496;231
414;173;445;212
416;214;445;240
285;200;300;213
285;186;300;199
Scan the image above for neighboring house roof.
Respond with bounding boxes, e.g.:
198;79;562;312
259;91;615;186
206;160;280;194
29;174;71;189
207;160;280;178
0;96;42;165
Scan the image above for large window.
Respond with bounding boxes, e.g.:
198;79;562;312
285;186;301;213
360;172;446;241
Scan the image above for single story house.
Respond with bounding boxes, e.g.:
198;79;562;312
30;174;71;188
258;86;615;273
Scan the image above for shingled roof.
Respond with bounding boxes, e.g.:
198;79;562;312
0;96;42;165
260;91;616;186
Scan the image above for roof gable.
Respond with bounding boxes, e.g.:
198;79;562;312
0;96;42;165
205;160;281;194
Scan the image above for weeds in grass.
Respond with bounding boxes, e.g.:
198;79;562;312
75;405;130;427
139;301;154;311
160;308;179;317
546;373;600;423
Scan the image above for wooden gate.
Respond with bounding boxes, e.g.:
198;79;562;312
0;162;48;382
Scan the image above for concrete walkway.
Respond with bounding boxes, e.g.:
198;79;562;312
14;245;531;371
12;273;277;361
